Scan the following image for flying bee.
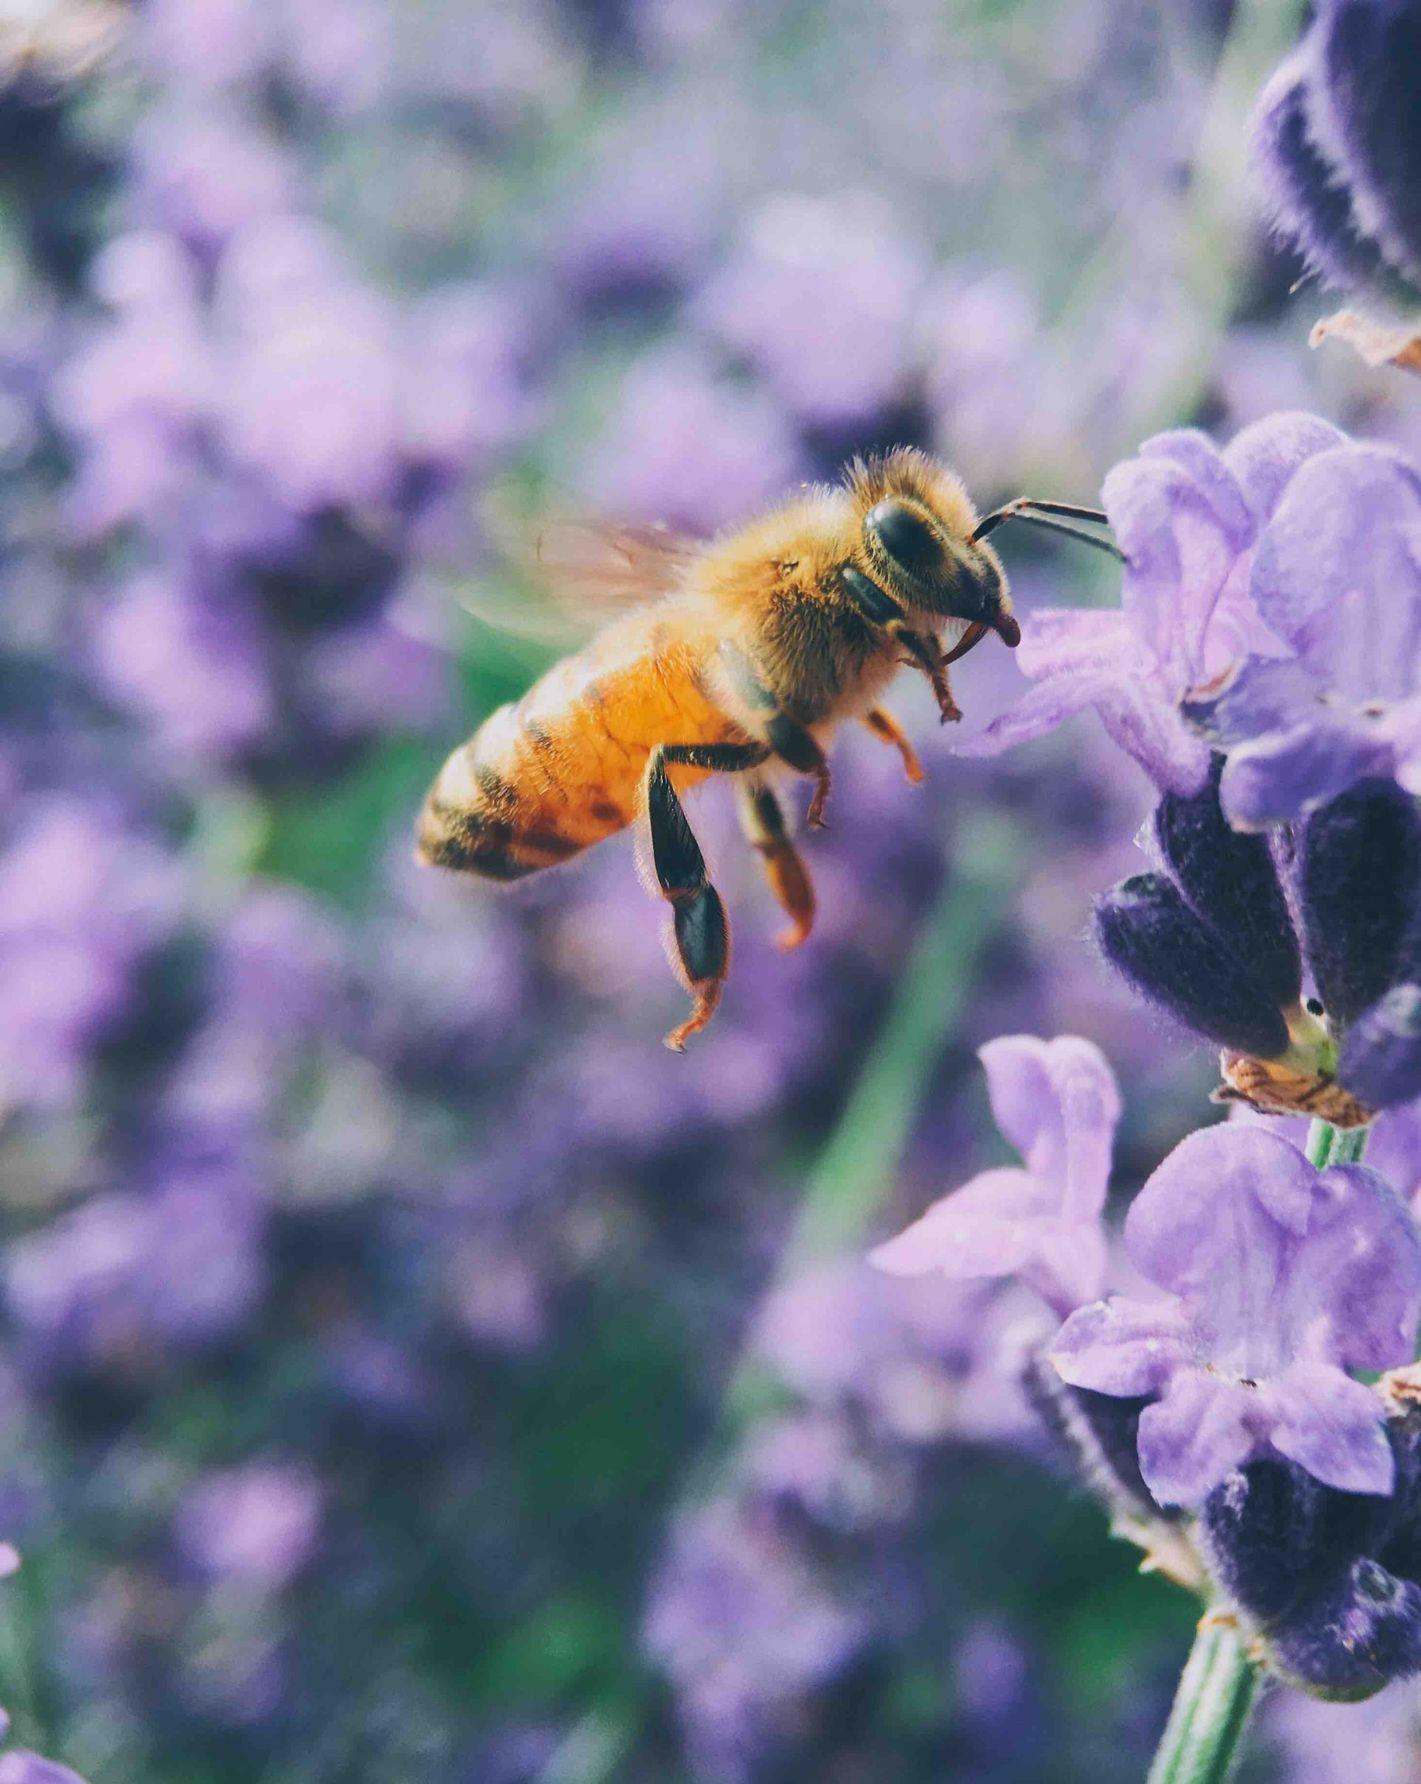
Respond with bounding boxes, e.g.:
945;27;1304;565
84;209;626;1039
417;448;1121;1049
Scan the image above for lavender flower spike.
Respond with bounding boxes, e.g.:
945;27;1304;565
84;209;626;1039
870;1035;1120;1318
956;412;1345;795
1053;1126;1421;1506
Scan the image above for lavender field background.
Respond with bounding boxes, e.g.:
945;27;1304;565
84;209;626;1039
3;2;1421;1780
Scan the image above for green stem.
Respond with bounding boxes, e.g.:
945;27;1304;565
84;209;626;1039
1146;1617;1260;1784
1305;1116;1372;1168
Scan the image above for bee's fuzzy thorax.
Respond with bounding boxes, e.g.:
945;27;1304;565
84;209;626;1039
845;446;979;543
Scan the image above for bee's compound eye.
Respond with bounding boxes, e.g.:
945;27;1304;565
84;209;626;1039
865;500;943;580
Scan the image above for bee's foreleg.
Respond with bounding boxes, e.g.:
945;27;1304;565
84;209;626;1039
839;568;961;723
862;708;925;785
715;644;833;829
893;628;961;724
736;777;815;951
642;742;766;1052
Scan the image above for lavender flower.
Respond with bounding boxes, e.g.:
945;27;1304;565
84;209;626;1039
960;412;1421;828
1052;1126;1421;1505
871;1035;1120;1318
957;411;1344;799
173;1462;322;1591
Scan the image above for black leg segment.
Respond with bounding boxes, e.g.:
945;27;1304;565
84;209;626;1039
642;740;766;1051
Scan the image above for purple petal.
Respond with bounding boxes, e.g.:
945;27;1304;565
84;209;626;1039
1021;1220;1109;1315
1135;1370;1258;1506
1051;1295;1192;1397
1093;683;1213;795
1014;607;1135;681
954;672;1115;759
1102;445;1250;686
1249;444;1421;704
1220;410;1352;524
869;1169;1046;1281
1341;984;1421;1110
1276;1164;1421;1372
1123;1121;1319;1310
978;1034;1121;1222
1261;1363;1394;1496
1182;653;1322;744
1219;712;1396;828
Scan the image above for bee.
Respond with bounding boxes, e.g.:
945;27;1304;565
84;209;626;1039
417;448;1120;1049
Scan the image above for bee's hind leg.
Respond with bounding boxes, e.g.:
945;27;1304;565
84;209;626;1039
641;742;767;1051
736;777;815;951
862;707;925;785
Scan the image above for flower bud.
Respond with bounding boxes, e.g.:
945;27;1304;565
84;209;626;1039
1339;984;1421;1109
1198;1461;1329;1626
1026;1356;1159;1524
1264;1557;1421;1701
1299;780;1421;1027
1250;50;1389;299
1198;1459;1390;1627
1154;757;1301;1011
1094;874;1290;1059
1310;0;1421;297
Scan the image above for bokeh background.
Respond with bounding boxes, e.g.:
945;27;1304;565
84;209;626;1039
3;1;1421;1780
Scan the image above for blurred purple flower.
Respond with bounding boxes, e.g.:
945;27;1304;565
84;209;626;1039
0;1755;91;1784
7;1175;265;1375
754;1259;1040;1448
872;1035;1120;1317
958;411;1348;799
585;344;802;534
0;797;180;1111
215;261;401;513
91;569;274;768
693;196;926;431
398;284;542;479
174;1462;322;1591
131;107;293;260
1053;1126;1421;1504
644;1500;867;1783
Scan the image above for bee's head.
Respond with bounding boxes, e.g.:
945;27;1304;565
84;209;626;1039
861;495;1019;648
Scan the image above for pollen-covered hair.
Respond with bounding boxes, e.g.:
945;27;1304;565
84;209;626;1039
844;446;980;543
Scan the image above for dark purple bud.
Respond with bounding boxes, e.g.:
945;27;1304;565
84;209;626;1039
1094;874;1291;1059
1299;781;1421;1028
1375;1399;1421;1581
1311;0;1421;293
1341;985;1421;1110
1026;1355;1161;1523
1266;1557;1421;1701
1154;757;1301;1011
1249;47;1391;297
1199;1461;1327;1625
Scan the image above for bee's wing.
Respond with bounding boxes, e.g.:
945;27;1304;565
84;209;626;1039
533;518;702;616
458;517;704;646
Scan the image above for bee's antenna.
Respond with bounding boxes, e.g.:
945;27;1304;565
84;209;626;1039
972;498;1127;563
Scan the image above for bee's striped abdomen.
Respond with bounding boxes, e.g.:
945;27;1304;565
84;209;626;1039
417;615;737;884
416;703;596;882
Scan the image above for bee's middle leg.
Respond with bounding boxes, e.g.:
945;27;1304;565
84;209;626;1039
862;707;925;784
717;644;833;828
642;742;767;1051
736;777;815;951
